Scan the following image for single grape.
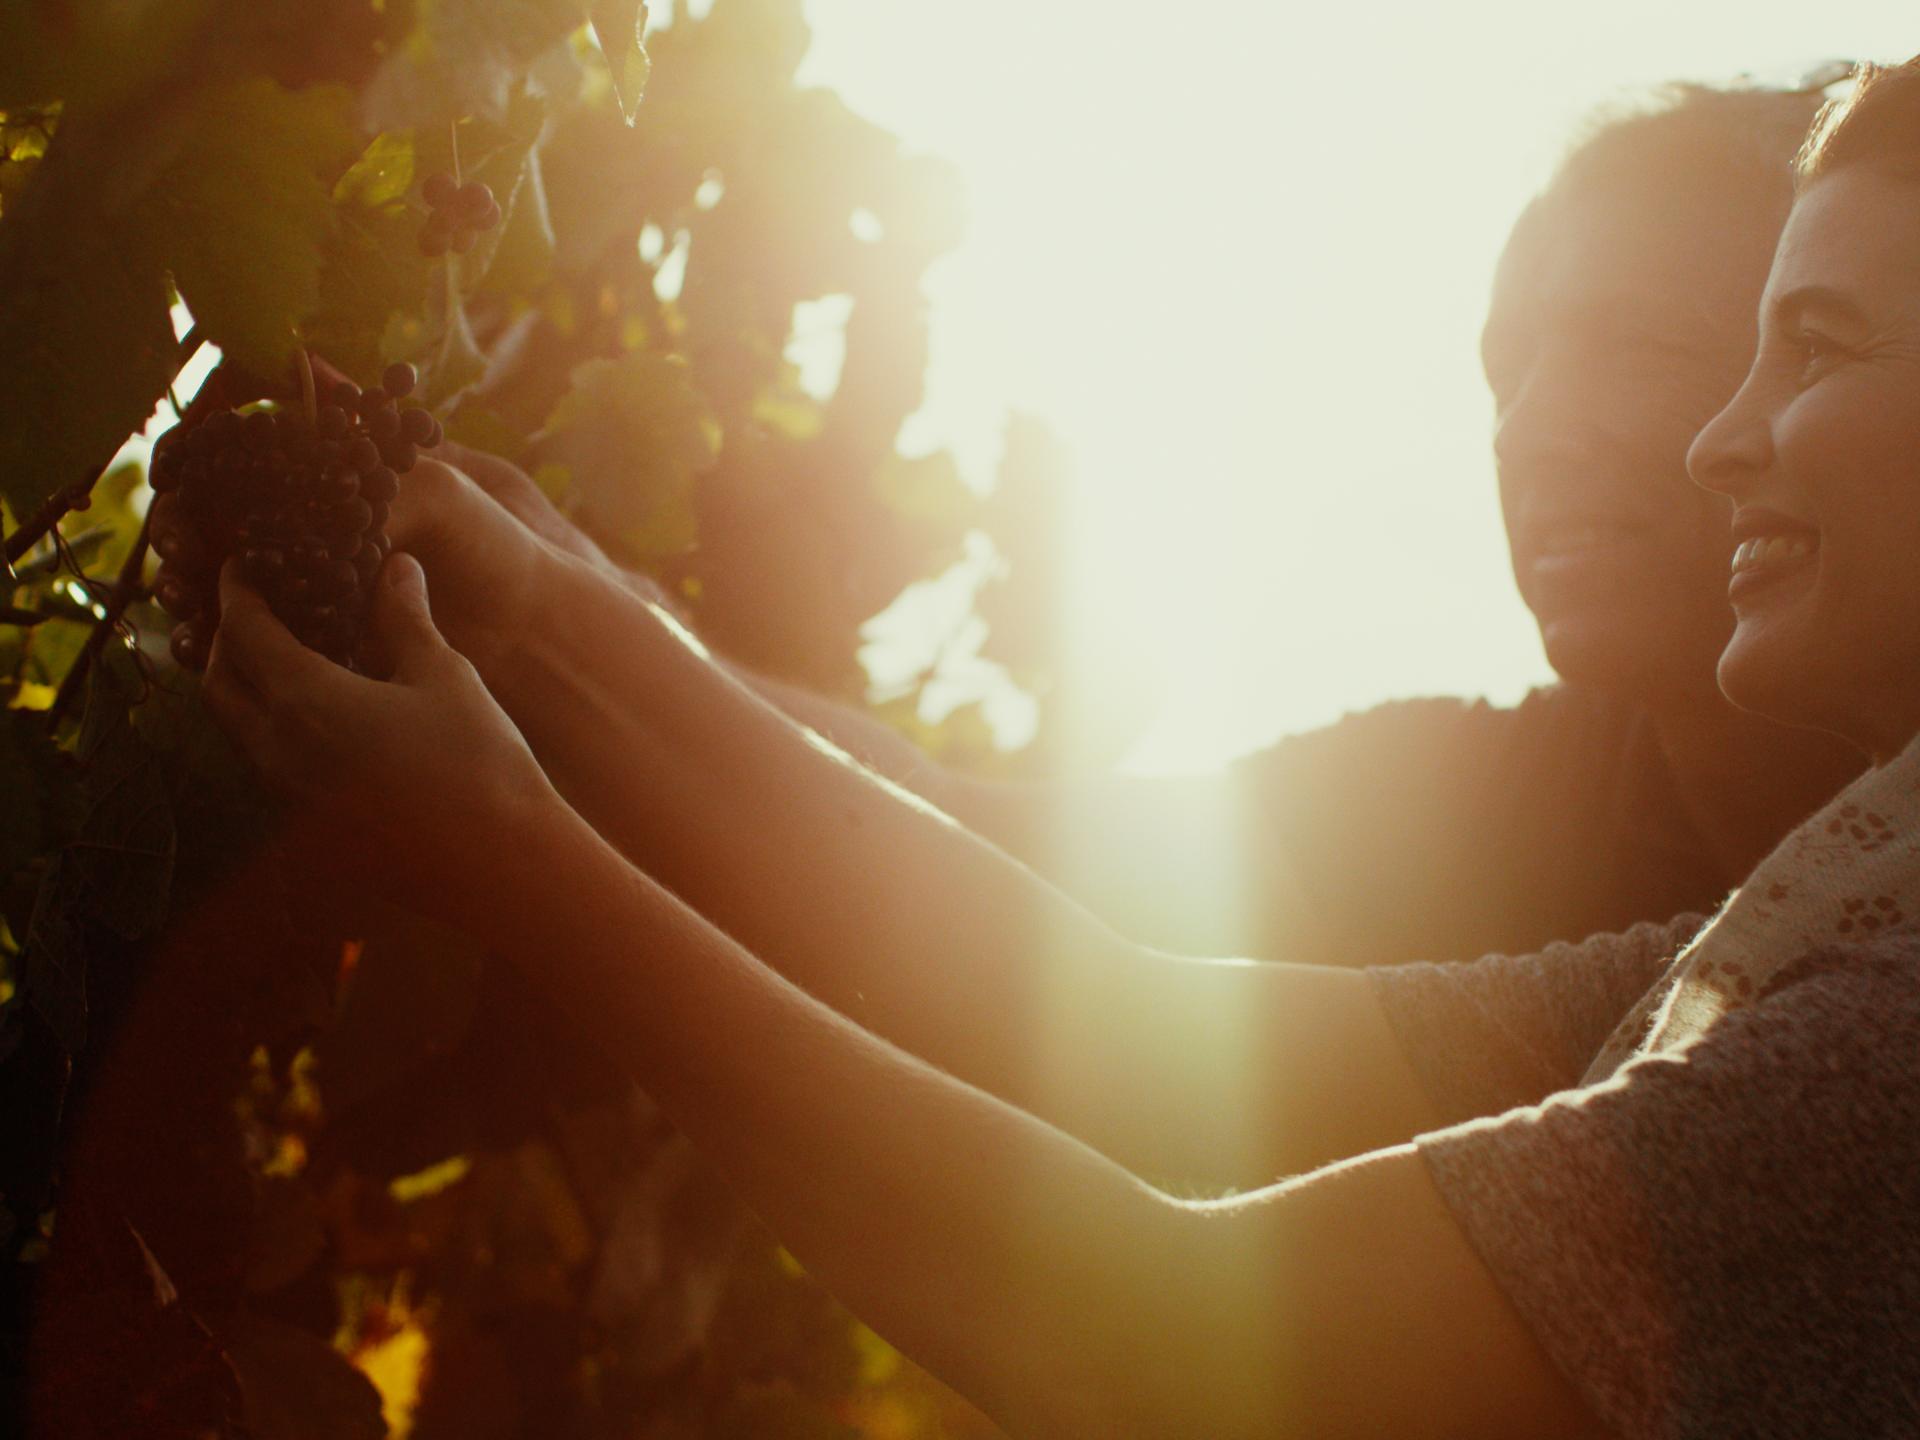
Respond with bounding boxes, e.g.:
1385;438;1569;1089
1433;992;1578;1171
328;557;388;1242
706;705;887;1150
422;171;457;208
368;408;401;444
154;570;205;621
243;410;278;452
360;466;399;503
169;620;212;671
153;527;211;574
455;180;493;217
383;362;417;399
242;546;287;585
399;406;436;444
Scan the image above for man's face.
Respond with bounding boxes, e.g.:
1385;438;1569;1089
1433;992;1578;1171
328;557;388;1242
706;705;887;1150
1482;172;1790;702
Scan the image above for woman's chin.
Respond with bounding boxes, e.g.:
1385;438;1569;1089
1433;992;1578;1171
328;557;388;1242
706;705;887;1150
1715;629;1814;726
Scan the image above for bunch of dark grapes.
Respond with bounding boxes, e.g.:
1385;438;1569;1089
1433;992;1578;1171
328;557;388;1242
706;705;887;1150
150;362;441;671
417;172;501;257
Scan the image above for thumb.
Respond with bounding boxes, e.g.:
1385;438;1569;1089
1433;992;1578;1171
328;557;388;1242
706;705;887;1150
372;551;448;678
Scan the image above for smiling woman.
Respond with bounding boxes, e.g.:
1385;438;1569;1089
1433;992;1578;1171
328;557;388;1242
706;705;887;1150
1690;67;1920;758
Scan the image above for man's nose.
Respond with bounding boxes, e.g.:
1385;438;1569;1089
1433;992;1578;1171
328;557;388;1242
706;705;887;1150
1491;362;1610;479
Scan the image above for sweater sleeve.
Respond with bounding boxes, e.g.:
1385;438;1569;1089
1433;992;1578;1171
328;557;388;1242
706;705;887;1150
1364;915;1701;1124
1409;941;1920;1440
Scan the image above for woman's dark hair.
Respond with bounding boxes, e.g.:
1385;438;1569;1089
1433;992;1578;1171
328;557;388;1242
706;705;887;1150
1797;58;1920;189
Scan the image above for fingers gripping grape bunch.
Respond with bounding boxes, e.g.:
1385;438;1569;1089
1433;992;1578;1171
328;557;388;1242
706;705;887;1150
150;361;442;670
417;171;501;258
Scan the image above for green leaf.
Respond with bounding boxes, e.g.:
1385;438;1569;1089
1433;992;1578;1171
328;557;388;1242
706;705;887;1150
0;218;175;517
590;0;653;126
475;130;557;298
132;79;358;378
536;353;719;562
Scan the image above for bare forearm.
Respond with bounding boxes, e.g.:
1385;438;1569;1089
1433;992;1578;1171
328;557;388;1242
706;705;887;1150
485;793;1180;1436
484;555;1440;1186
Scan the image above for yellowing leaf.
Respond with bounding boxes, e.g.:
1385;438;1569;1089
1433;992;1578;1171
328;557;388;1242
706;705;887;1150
333;132;417;210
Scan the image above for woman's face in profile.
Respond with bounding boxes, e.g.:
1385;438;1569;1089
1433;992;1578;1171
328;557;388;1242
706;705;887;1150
1688;164;1920;760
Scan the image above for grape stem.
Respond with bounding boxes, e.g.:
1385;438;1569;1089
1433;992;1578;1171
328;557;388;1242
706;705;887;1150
296;345;317;427
1;325;204;571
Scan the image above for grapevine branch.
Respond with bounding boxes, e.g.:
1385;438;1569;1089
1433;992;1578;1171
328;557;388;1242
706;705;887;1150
45;509;153;731
2;325;204;570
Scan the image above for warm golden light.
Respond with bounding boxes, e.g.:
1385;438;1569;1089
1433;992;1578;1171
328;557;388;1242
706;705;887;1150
798;0;1920;774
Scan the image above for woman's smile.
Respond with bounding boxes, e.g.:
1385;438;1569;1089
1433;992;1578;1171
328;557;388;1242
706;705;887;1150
1727;516;1819;603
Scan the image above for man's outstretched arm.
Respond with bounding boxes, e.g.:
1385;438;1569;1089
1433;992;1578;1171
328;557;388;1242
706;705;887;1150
437;440;1330;962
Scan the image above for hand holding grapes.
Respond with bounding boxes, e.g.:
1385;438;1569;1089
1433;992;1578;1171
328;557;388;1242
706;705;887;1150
201;551;560;919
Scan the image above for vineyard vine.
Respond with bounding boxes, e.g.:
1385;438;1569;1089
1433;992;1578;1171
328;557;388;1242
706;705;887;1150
0;2;1083;1434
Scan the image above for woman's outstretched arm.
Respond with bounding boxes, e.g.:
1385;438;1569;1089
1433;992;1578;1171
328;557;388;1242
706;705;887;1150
386;462;1437;1191
201;559;1599;1439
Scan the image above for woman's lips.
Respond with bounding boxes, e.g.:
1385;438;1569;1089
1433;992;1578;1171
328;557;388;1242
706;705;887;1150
1728;532;1819;603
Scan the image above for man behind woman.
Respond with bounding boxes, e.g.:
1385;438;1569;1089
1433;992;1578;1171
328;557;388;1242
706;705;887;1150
201;62;1920;1438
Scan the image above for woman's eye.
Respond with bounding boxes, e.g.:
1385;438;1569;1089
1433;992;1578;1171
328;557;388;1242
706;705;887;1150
1791;330;1846;380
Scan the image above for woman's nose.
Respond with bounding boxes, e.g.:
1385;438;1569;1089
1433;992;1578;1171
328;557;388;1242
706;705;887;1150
1686;376;1774;498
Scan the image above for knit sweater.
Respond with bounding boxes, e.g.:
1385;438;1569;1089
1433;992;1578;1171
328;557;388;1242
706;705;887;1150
1370;916;1920;1438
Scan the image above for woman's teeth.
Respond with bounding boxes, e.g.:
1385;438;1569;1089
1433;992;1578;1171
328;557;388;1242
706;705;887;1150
1731;534;1817;575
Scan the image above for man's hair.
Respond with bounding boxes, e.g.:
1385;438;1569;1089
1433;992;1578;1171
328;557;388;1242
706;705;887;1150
1797;58;1920;189
1550;81;1829;212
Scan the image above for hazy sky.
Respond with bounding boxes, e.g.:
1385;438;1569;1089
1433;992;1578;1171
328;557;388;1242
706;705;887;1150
793;1;1920;772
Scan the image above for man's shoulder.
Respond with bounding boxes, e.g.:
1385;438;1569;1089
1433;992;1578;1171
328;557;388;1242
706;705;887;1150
1234;683;1645;788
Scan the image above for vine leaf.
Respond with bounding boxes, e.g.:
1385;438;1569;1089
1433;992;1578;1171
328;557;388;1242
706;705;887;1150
0;220;175;517
363;0;580;130
535;353;718;562
131;79;358;378
228;1313;385;1440
382;263;487;407
589;0;654;126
